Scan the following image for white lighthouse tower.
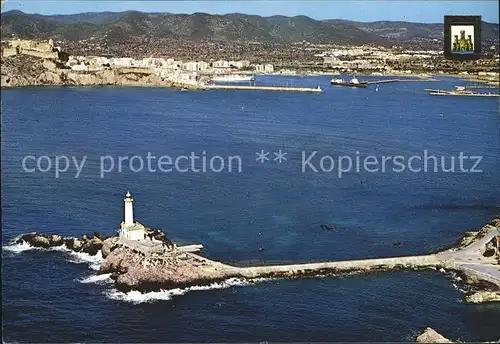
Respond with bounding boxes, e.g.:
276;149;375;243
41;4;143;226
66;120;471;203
124;191;134;227
119;191;146;241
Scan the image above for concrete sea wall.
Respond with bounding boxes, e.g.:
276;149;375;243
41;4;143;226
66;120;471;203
236;254;441;278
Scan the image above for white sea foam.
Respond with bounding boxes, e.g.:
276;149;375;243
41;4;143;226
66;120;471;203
3;235;104;270
49;244;71;252
452;283;468;294
105;277;269;304
66;250;104;271
2;240;36;253
79;273;113;284
3;235;68;254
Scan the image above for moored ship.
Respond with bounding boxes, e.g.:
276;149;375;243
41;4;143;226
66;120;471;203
330;76;368;87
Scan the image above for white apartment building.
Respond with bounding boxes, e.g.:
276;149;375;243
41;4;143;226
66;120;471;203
212;60;231;68
264;64;274;73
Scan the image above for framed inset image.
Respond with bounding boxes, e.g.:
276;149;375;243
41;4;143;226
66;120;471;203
444;16;481;60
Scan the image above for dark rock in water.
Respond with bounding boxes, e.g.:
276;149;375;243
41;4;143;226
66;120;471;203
320;224;337;231
31;235;51;248
93;232;102;240
81;237;103;256
17;232;63;248
16;232;37;245
392;241;402;246
259;247;265;252
65;237;83;252
49;234;64;246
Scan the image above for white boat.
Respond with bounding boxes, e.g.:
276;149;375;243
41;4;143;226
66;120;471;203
330;75;368;87
211;74;255;82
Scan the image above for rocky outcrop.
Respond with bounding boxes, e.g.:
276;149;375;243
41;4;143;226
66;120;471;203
416;327;453;343
464;291;500;304
437;221;500;255
101;236;120;259
145;228;174;247
16;231;113;256
99;242;235;292
16;232;64;249
64;237;83;252
482;235;499;259
81;237;104;255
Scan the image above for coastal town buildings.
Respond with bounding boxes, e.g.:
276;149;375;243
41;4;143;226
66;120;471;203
2;38;498;86
254;63;274;73
229;60;250;68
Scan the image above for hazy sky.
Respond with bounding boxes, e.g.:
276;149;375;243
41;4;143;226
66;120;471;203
2;1;499;23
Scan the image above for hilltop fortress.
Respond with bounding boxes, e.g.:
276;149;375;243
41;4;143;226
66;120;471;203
2;38;59;59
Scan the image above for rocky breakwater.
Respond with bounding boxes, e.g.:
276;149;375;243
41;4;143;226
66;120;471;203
0;55;178;88
16;231;116;255
98;217;500;293
95;240;443;292
11;218;500;296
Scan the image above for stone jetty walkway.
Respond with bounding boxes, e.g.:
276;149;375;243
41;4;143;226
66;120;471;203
226;224;500;287
234;254;440;278
12;219;499;293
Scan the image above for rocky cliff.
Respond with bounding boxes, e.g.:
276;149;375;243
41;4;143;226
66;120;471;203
1;55;174;88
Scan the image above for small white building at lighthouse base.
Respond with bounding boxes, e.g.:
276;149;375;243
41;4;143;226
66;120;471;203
119;191;147;241
119;221;147;240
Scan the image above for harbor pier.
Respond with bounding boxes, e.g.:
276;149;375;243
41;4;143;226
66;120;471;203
235;254;440;278
366;78;437;85
206;84;323;93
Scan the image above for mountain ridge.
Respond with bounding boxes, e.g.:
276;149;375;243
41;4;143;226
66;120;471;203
1;10;498;50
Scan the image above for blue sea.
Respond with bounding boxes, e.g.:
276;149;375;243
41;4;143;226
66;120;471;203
2;75;500;342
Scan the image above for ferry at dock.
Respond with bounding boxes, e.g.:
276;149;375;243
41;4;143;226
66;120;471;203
211;74;256;82
330;76;368;87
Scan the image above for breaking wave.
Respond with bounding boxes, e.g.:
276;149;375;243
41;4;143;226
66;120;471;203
66;250;104;271
105;277;270;304
79;273;113;284
3;240;35;253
